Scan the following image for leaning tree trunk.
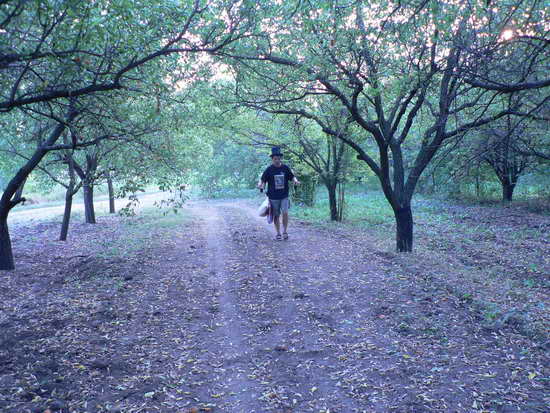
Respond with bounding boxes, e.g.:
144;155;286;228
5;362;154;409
107;172;115;214
394;204;413;252
0;180;25;268
0;213;14;270
0;111;77;270
60;134;78;241
83;183;96;224
59;185;74;241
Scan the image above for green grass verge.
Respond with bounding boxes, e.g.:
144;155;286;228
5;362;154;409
188;186;257;200
293;187;549;229
98;206;188;260
292;191;392;226
292;190;454;228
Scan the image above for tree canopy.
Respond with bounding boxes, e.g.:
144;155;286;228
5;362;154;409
0;0;548;268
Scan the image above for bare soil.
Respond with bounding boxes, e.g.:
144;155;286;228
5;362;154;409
0;199;548;413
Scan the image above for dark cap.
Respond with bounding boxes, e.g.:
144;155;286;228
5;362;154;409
270;147;283;158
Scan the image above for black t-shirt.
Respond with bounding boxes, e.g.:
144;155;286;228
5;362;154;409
261;164;295;200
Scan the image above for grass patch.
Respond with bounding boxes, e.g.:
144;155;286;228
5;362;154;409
294;184;550;230
446;188;550;215
189;186;257;200
292;189;456;229
293;190;394;226
124;206;187;232
99;207;188;260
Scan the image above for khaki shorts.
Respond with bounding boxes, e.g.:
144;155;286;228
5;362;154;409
269;198;290;217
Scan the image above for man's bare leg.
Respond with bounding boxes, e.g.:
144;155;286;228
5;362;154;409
282;212;289;235
274;215;281;236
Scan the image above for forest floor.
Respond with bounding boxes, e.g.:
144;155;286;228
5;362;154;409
0;197;548;413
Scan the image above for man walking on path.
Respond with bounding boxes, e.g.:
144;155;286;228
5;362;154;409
258;147;300;240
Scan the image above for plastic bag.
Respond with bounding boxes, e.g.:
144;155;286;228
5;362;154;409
258;198;269;217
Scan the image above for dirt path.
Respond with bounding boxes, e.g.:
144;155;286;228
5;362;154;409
180;201;548;412
0;199;548;413
196;205;265;411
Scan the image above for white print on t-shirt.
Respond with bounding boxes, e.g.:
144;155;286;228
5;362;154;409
274;173;285;190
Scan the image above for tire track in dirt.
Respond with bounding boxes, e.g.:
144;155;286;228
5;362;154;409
189;201;369;412
214;203;370;412
192;204;267;412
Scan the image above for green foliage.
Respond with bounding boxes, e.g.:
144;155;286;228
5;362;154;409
293;174;317;206
1;0;548;229
190;138;265;198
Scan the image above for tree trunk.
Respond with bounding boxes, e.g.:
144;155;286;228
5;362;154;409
107;172;115;214
502;181;515;202
394;205;413;252
0;215;14;270
0;110;78;270
83;183;96;224
326;183;339;221
59;186;74;241
14;178;26;203
337;181;345;222
0;157;26;267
